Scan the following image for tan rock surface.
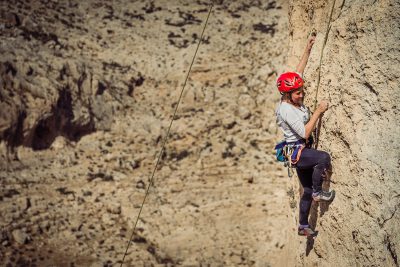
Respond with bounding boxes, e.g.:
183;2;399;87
1;1;292;266
286;0;400;266
2;0;398;266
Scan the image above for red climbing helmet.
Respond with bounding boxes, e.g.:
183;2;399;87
276;72;304;93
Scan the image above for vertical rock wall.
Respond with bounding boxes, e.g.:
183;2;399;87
287;0;400;266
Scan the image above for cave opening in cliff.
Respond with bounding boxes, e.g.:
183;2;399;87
30;86;95;150
31;116;57;150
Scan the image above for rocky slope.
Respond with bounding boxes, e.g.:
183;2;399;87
286;0;400;266
2;0;398;266
1;0;293;266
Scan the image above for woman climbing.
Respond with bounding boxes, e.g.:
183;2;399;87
275;34;335;237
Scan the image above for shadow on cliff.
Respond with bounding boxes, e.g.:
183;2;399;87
29;86;95;150
2;85;95;162
306;167;334;255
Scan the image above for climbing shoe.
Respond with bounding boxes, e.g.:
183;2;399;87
312;190;335;202
298;227;316;237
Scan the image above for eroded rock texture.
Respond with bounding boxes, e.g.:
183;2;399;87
1;0;398;266
286;0;400;266
0;0;293;266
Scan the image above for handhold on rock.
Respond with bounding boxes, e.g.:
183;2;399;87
130;160;140;169
12;229;29;245
107;203;121;215
136;180;145;189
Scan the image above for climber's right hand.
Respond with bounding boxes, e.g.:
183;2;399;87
317;100;329;114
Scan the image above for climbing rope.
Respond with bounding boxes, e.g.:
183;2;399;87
119;3;214;266
313;0;337;149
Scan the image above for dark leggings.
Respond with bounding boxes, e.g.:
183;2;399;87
295;148;331;226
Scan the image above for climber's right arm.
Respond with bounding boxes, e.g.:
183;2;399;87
304;101;328;139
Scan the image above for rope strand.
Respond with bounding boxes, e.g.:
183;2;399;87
313;0;336;149
119;3;214;266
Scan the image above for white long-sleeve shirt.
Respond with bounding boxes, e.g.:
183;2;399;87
275;101;310;143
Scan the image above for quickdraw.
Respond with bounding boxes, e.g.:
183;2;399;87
285;143;305;177
275;140;306;178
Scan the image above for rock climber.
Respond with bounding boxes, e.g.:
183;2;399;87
275;34;335;237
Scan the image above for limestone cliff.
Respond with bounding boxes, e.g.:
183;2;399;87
0;1;292;266
286;0;400;266
1;0;398;266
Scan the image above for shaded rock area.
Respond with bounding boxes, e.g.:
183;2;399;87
1;0;293;266
285;0;400;266
0;0;150;154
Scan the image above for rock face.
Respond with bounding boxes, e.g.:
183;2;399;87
1;0;398;266
286;0;400;266
0;0;293;266
0;1;146;154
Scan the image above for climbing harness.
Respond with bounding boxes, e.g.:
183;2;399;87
275;140;306;178
119;3;214;267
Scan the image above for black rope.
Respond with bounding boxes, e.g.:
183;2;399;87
119;3;214;266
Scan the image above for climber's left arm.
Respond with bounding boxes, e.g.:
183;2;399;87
296;35;316;75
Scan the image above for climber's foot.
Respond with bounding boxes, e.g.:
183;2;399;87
298;226;317;237
312;190;335;202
